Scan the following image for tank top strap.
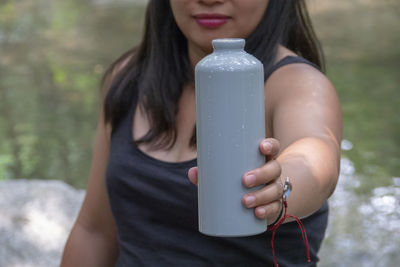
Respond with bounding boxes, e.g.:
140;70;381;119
264;56;321;81
125;90;139;141
115;56;319;140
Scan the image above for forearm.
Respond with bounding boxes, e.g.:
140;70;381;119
61;223;119;267
277;137;340;219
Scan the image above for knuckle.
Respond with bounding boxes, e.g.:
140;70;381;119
277;182;284;197
269;160;282;176
275;161;282;175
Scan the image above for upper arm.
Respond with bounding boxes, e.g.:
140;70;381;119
61;52;135;266
266;63;342;148
76;108;114;231
265;63;342;183
61;110;119;266
73;55;133;240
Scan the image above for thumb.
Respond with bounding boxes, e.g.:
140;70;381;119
188;167;198;185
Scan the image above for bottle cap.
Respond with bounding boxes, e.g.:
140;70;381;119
212;38;245;51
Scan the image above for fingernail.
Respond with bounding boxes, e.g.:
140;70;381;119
263;142;272;153
257;207;266;218
244;195;256;207
245;174;256;186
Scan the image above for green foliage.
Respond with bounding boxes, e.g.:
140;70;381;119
0;0;145;188
0;0;399;192
312;0;400;195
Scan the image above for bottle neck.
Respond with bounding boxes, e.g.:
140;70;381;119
212;38;245;52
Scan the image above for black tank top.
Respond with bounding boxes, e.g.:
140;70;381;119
106;56;328;267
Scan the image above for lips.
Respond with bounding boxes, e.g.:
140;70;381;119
194;14;230;29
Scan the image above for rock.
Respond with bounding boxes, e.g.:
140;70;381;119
0;179;85;267
318;159;400;267
1;164;399;267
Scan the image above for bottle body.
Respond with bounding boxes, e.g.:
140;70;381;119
195;39;266;237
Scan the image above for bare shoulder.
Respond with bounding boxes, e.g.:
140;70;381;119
265;60;337;109
100;50;135;137
267;45;336;101
102;49;135;92
264;55;342;144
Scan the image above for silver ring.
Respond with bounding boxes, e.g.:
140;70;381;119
283;177;292;201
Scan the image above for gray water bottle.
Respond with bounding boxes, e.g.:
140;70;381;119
195;38;266;237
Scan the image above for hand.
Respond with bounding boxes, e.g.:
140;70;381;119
241;138;283;223
187;138;284;223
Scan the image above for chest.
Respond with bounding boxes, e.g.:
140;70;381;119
132;88;197;163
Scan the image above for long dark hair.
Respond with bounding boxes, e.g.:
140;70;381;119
103;0;324;150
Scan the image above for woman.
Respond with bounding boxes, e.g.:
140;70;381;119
61;0;342;266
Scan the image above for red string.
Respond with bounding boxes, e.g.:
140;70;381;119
268;201;311;267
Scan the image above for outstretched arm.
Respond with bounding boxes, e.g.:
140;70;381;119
266;63;342;218
188;62;342;222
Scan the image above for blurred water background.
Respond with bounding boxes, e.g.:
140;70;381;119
0;0;399;266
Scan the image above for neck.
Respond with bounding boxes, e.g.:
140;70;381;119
188;42;211;69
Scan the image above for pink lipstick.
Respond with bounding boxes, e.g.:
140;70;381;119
194;14;230;29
